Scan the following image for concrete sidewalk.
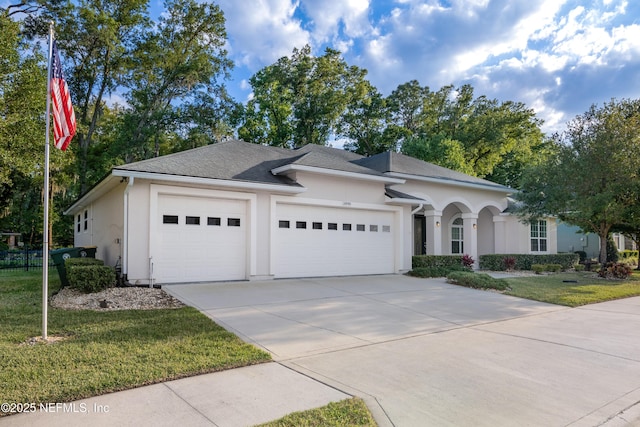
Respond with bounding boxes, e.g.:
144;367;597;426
0;363;349;427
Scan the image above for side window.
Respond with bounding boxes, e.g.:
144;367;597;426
531;220;548;252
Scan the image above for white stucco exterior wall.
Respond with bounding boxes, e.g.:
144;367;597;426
73;183;124;267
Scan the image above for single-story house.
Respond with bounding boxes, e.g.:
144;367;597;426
65;139;557;284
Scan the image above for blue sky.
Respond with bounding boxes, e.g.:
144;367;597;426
155;0;640;135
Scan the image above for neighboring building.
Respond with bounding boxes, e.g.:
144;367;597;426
65;140;557;285
557;223;637;259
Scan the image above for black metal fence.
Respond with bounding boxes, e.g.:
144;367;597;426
0;248;54;272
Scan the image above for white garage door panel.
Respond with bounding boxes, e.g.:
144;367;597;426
154;195;246;283
275;204;395;278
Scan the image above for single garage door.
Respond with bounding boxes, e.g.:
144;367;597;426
153;194;247;283
275;204;395;278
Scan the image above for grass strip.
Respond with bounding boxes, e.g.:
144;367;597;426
503;271;640;307
255;397;378;427
0;271;270;411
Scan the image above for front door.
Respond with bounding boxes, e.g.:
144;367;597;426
414;215;426;255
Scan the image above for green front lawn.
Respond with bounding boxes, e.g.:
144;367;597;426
503;270;640;307
0;271;271;411
256;397;378;427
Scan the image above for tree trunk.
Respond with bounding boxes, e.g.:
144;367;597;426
599;232;608;265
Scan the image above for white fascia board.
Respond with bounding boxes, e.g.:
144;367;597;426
112;169;307;194
385;197;427;206
271;164;405;184
386;172;512;194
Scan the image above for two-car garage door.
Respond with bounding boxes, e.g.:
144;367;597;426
151;192;397;283
274;204;396;278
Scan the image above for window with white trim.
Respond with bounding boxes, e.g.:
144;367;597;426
451;217;464;254
530;220;548;252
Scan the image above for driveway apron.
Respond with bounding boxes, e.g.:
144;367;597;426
165;275;640;427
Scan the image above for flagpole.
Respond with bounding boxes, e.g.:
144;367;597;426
43;22;54;341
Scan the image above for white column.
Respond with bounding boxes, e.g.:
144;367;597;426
493;215;508;254
425;210;442;255
462;213;479;267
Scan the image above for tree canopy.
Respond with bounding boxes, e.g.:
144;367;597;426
238;45;370;148
0;0;236;246
517;98;640;263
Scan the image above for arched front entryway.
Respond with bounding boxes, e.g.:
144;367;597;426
477;205;501;256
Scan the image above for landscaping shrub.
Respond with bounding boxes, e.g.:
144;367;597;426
621;250;639;259
546;264;563;272
574;251;587;263
574;264;585;272
598;262;632;280
606;236;619;263
531;264;545;274
408;265;467;278
479;253;579;271
502;256;516;271
446;271;509;291
65;258;104;267
413;255;465;269
67;263;116;293
461;254;475;270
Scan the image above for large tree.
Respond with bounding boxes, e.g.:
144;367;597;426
517;98;640;263
0;13;47;205
399;83;546;187
338;81;393;155
118;0;234;162
238;45;369;148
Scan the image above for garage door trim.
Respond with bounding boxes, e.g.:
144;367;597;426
270;195;403;277
149;184;257;282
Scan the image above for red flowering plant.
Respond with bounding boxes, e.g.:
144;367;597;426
461;254;475;270
598;262;632;279
503;256;516;271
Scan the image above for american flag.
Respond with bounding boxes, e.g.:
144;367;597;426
50;40;76;151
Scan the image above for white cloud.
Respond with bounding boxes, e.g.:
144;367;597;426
300;0;371;44
218;0;310;68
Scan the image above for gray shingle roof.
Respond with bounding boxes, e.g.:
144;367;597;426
113;140;511;192
115;140;299;186
356;151;512;192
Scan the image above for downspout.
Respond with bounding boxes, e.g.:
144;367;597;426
411;203;424;215
122;176;134;282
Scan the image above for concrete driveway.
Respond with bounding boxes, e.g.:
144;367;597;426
165;275;640;427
